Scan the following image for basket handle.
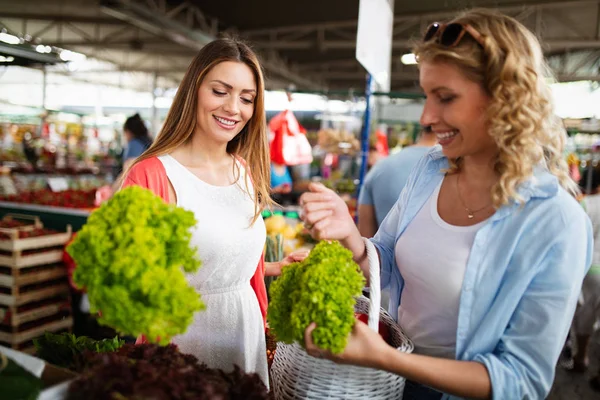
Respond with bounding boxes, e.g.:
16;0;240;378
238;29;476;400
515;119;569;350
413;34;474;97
363;237;381;333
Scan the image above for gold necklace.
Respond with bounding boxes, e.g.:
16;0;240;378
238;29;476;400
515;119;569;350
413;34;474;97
455;174;493;219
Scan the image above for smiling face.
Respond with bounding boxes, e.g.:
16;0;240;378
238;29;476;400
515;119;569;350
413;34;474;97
195;61;257;145
419;60;497;162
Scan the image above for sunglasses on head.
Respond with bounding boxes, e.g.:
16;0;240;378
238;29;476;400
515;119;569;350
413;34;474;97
423;22;485;48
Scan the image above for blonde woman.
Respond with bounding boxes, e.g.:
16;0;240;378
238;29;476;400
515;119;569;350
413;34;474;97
299;9;592;400
121;38;305;388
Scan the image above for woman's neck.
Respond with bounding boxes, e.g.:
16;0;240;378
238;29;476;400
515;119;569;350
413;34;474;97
174;132;231;168
459;154;499;189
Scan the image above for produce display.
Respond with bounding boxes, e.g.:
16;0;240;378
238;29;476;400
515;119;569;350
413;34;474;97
0;227;58;240
33;332;124;372
0;218;35;229
67;343;269;400
67;186;204;344
264;213;315;255
317;128;360;155
0;188;97;208
267;240;365;354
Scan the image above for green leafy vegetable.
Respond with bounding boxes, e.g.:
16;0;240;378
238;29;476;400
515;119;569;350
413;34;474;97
33;332;125;371
268;240;365;354
0;353;43;400
67;186;205;344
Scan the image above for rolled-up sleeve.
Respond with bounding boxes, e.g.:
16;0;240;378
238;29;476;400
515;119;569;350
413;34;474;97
473;212;592;399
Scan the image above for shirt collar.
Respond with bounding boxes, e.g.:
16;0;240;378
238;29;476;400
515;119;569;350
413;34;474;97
426;147;560;220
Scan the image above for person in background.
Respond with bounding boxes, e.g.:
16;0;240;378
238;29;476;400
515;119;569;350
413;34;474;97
110;114;154;194
120;38;306;388
569;166;600;392
122;113;153;171
358;127;437;238
367;145;384;170
299;9;592;399
271;163;293;194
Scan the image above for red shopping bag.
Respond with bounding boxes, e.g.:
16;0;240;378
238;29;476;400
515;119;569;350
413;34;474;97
269;110;313;166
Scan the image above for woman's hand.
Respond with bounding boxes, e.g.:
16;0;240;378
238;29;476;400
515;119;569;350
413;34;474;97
303;320;391;370
299;182;358;242
265;249;310;277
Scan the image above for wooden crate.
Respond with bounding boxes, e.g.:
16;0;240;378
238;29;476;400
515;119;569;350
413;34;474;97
0;263;68;287
0;280;71;307
0;249;65;268
0;249;65;269
0;314;73;345
1;295;71;327
0;221;72;269
0;214;42;233
0;214;74;349
0;225;72;252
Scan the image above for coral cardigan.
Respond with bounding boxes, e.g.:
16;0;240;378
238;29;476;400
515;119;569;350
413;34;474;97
122;157;268;330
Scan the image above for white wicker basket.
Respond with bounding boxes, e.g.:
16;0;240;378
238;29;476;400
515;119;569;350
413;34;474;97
271;238;413;399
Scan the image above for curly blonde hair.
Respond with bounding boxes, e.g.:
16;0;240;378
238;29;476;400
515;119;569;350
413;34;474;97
413;8;578;208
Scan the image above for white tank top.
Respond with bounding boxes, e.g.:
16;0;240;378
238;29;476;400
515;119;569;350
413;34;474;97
156;154;269;387
395;179;486;359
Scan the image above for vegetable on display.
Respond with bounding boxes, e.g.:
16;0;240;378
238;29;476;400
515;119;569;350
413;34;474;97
67;343;269;400
33;332;125;372
0;352;43;400
267;240;365;354
67;185;204;344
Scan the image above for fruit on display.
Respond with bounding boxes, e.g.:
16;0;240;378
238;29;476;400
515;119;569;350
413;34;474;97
1;189;97;209
264;214;287;235
0;228;59;241
67;186;204;344
0;219;33;229
317;129;360;155
264;213;311;255
268;240;365;354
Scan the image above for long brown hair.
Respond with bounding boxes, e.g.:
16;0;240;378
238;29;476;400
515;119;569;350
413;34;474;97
126;37;272;223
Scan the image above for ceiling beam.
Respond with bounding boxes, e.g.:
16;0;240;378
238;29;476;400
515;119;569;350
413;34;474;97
319;71;419;81
243;0;600;37
255;38;600;52
0;12;123;24
99;0;325;90
44;40;193;56
557;73;600;81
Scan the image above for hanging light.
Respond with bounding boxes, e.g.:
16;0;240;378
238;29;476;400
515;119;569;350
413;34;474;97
0;32;20;45
401;53;417;65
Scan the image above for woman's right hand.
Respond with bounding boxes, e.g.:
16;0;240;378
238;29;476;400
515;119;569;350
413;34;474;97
299;182;359;242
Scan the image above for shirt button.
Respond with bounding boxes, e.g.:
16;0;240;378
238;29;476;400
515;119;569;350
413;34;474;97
464;285;472;292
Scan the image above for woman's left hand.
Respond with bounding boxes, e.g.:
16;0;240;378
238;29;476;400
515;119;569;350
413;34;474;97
266;249;310;276
303;320;390;370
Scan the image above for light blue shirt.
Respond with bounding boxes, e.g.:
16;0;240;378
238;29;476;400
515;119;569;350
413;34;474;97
371;147;592;400
359;146;432;227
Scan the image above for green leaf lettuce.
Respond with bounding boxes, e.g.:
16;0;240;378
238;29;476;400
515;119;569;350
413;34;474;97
67;186;204;344
268;240;365;354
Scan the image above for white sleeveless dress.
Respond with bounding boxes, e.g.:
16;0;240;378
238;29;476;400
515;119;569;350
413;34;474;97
158;154;269;388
